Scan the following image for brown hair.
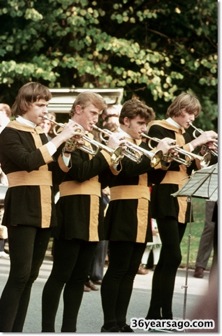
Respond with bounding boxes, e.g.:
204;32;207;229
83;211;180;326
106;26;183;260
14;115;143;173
11;82;52;116
166;92;201;118
70;91;107;117
119;98;155;125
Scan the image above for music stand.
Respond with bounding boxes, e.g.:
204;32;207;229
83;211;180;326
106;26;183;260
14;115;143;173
172;163;218;319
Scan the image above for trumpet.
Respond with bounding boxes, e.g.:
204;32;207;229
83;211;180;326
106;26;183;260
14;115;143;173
189;123;218;157
93;124;140;163
81;134;124;164
93;125;164;167
44;116;86;152
123;140;164;167
44;117;124;164
141;132;209;168
44;116;82;136
173;146;210;168
93;124;113;144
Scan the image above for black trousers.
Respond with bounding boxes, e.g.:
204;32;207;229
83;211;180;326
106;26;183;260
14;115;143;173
0;225;51;332
101;241;146;329
42;238;97;332
146;217;186;319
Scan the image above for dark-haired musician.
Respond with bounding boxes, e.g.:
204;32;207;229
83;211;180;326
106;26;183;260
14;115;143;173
100;98;175;332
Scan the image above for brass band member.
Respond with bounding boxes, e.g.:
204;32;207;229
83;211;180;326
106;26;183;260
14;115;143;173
145;92;217;322
100;98;174;332
41;91;122;332
0;82;78;332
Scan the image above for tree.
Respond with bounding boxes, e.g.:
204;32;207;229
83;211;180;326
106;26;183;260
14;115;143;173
0;0;217;128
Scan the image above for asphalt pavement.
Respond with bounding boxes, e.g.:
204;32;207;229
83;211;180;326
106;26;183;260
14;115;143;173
0;255;211;334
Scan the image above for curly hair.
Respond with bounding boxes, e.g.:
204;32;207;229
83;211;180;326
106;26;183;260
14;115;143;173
119;98;155;125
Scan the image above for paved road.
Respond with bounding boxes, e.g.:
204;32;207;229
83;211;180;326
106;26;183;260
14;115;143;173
0;256;210;333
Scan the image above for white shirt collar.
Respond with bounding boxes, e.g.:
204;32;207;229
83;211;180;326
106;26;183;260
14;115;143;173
166;117;181;129
119;128;133;139
16;116;36;128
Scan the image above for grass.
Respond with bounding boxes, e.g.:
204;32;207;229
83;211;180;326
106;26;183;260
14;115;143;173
180;198;213;270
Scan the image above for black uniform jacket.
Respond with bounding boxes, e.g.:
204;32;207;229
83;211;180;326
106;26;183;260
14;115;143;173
54;145;116;242
104;140;161;244
147;120;201;224
0;120;68;229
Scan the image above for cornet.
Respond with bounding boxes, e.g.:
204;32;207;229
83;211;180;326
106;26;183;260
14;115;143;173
189;123;218;157
172;146;210;168
93;124;141;163
141;132;209;168
44;117;123;164
93;125;164;167
44;116;86;152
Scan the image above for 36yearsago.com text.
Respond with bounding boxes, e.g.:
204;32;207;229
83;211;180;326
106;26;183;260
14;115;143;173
130;318;215;331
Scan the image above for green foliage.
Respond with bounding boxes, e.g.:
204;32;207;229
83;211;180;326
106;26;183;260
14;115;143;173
0;0;217;128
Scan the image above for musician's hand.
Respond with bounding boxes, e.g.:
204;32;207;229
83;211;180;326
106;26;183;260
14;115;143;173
51;121;84;149
156;137;176;155
107;133;125;149
205;141;218;152
190;130;218;149
59;120;83;142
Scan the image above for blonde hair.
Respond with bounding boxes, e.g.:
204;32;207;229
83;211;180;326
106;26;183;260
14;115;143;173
70;91;107;117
